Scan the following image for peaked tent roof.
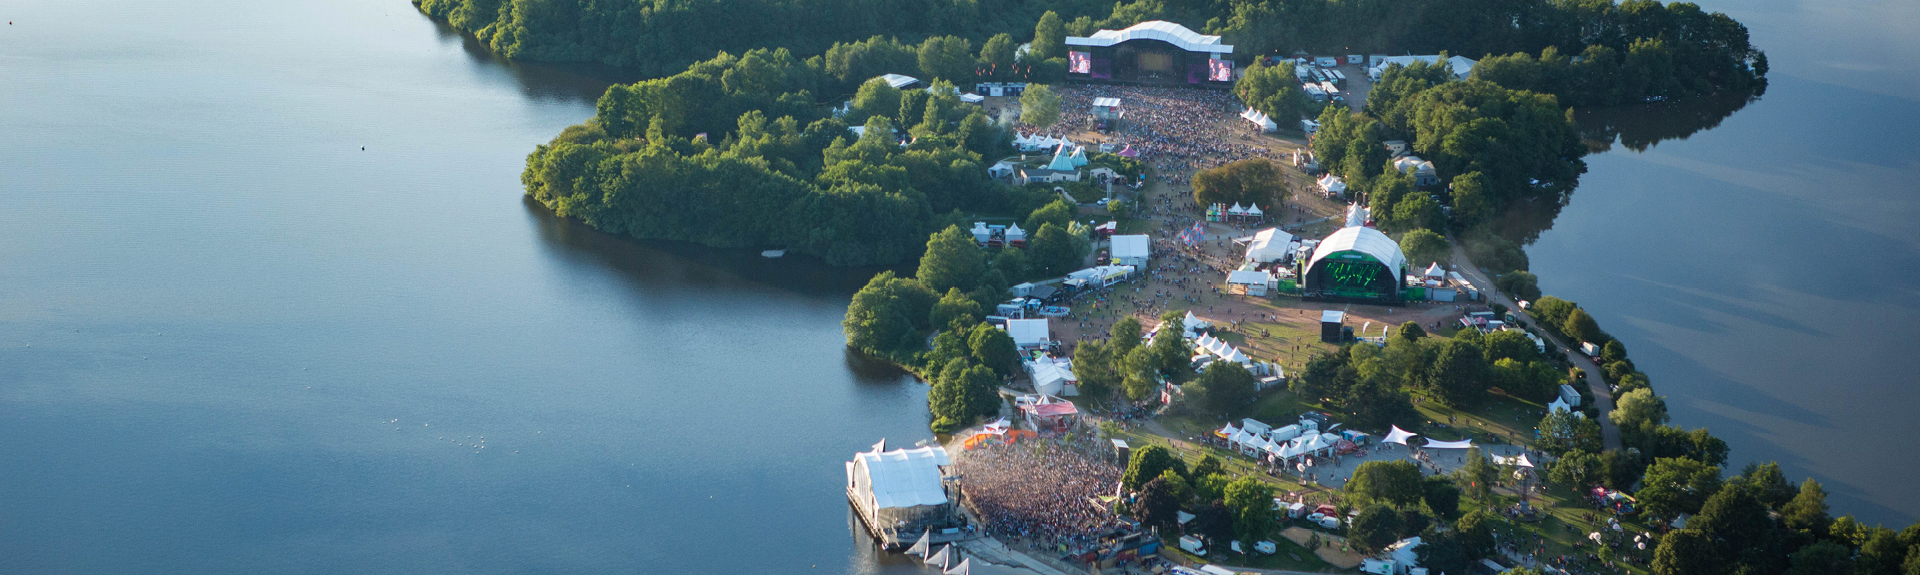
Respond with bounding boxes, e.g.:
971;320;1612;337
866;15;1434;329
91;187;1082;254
1111;234;1151;259
1383;425;1418;445
1308;226;1409;278
1065;21;1234;54
1425;262;1446;277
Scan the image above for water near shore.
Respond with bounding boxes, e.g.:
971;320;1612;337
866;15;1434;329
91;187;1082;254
0;1;1915;574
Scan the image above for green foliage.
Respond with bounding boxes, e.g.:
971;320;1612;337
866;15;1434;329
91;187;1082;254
918;226;987;294
1148;311;1194;380
1395;321;1427;342
1425;339;1491;406
1192;473;1231;504
851;77;903;124
1186;361;1257;417
931;287;985;332
1453;447;1500;501
1110;317;1142;354
1781;478;1831;536
1025;199;1073;233
1495;270;1541;302
1529;296;1576;329
1692;481;1788;575
1534;408;1602;456
1235;60;1311;123
1462;229;1529;274
1421;476;1461;520
967;321;1019;377
1349;504;1404;554
1398;229;1449;268
1561;307;1603;344
1225;477;1278;545
1548;450;1602;490
844;271;938;361
915;36;975;82
1121;444;1186;490
1025;222;1084;277
1030;11;1066;61
1019;84;1062;127
1191;159;1287;210
1787;541;1853;575
1347;460;1425;509
1653;529;1716;575
1638;457;1723;519
1070;339;1117;399
1133;475;1184;532
929;357;998;432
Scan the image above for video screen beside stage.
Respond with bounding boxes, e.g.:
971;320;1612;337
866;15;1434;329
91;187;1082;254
1069;51;1091;74
1209;59;1233;82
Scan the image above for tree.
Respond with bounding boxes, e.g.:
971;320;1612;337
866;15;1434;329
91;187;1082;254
967;321;1019;377
1193;473;1231;504
1781;478;1830;536
1399;229;1450;268
1395;321;1427;343
1653;529;1717;575
1390;193;1445;233
844;271;938;361
850;77;903;124
1495;270;1541;301
979;33;1017;74
1235;61;1311;123
1692;482;1783;574
1448;171;1495;227
1071;339;1117;399
1350;504;1404;554
1859;528;1908;575
1638;457;1723;519
1189;500;1235;544
1454;447;1500;501
918;225;987;294
1225;478;1278;545
1548;450;1603;490
1348;460;1426;509
1133;476;1183;532
1121;346;1159;401
1109;317;1142;354
1562;307;1603;344
1425;339;1491;406
915;36;973;82
1191;158;1286;210
1611;388;1670;434
1422;476;1462;520
1025;222;1082;277
1148;311;1192;378
1535;408;1602;456
1187;361;1257;416
1025;198;1073;233
1735;461;1797;509
1030;11;1066;62
1454;509;1500;558
1786;541;1853;575
931;287;984;332
1121;444;1187;490
1020;84;1062;127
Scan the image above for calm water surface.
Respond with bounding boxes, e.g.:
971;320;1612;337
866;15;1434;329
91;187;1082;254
0;0;930;573
2;0;1916;572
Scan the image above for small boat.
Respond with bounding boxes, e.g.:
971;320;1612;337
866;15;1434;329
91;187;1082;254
761;249;786;258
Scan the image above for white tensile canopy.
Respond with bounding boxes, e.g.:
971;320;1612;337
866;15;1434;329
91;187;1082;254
1241;107;1277;132
1065;20;1234;54
909;530;931;557
1494;454;1535;468
1244;228;1296;263
1317;174;1346;194
1383;425;1418;445
925;545;951;566
851;446;951;510
1424;438;1474;449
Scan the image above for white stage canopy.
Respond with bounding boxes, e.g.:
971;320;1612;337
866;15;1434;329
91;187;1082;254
852;446;951;510
1383;425;1418;445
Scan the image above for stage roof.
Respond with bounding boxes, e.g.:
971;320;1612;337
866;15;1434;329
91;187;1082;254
1065;21;1233;54
1092;97;1121;108
852;446;951;509
1309;226;1408;278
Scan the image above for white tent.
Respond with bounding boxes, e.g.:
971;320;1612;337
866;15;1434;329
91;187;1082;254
1183;311;1211;336
1111;234;1151;266
1228;203;1247;216
925;545;951;567
878;73;921;89
1004;318;1050;350
1241;107;1278;132
1217;422;1240;437
908;531;931;557
1243;228;1296;263
1547;396;1575;414
1383;425;1418;445
1226;270;1273;296
1345;203;1369;228
1423;263;1446;279
1494;454;1535;468
1308;226;1409;282
850;446;952;511
1027;358;1078;397
1245;205;1263;217
1317;174;1347;195
1065;20;1234;54
1424;438;1473;449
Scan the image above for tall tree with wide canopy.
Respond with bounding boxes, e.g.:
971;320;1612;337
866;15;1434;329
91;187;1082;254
917;225;986;294
1191;158;1286;209
1347;460;1425;509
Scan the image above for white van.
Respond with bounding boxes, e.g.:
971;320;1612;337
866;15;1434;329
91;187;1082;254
1180;535;1208;556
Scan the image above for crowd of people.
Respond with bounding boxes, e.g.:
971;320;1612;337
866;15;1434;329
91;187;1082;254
952;435;1126;554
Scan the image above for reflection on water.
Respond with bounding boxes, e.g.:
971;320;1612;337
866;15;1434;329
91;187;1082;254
1575;87;1764;153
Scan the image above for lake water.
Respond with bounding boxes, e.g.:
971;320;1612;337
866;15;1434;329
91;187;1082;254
0;1;1914;573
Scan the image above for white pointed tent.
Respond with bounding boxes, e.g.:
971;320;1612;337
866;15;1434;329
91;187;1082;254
1241;107;1278;132
1383;426;1418;445
1344;203;1369;228
1245;204;1263;218
1317;174;1347;195
1243;228;1295;263
1423;262;1446;279
1227;203;1247;216
1217;422;1239;437
1183;311;1211;337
